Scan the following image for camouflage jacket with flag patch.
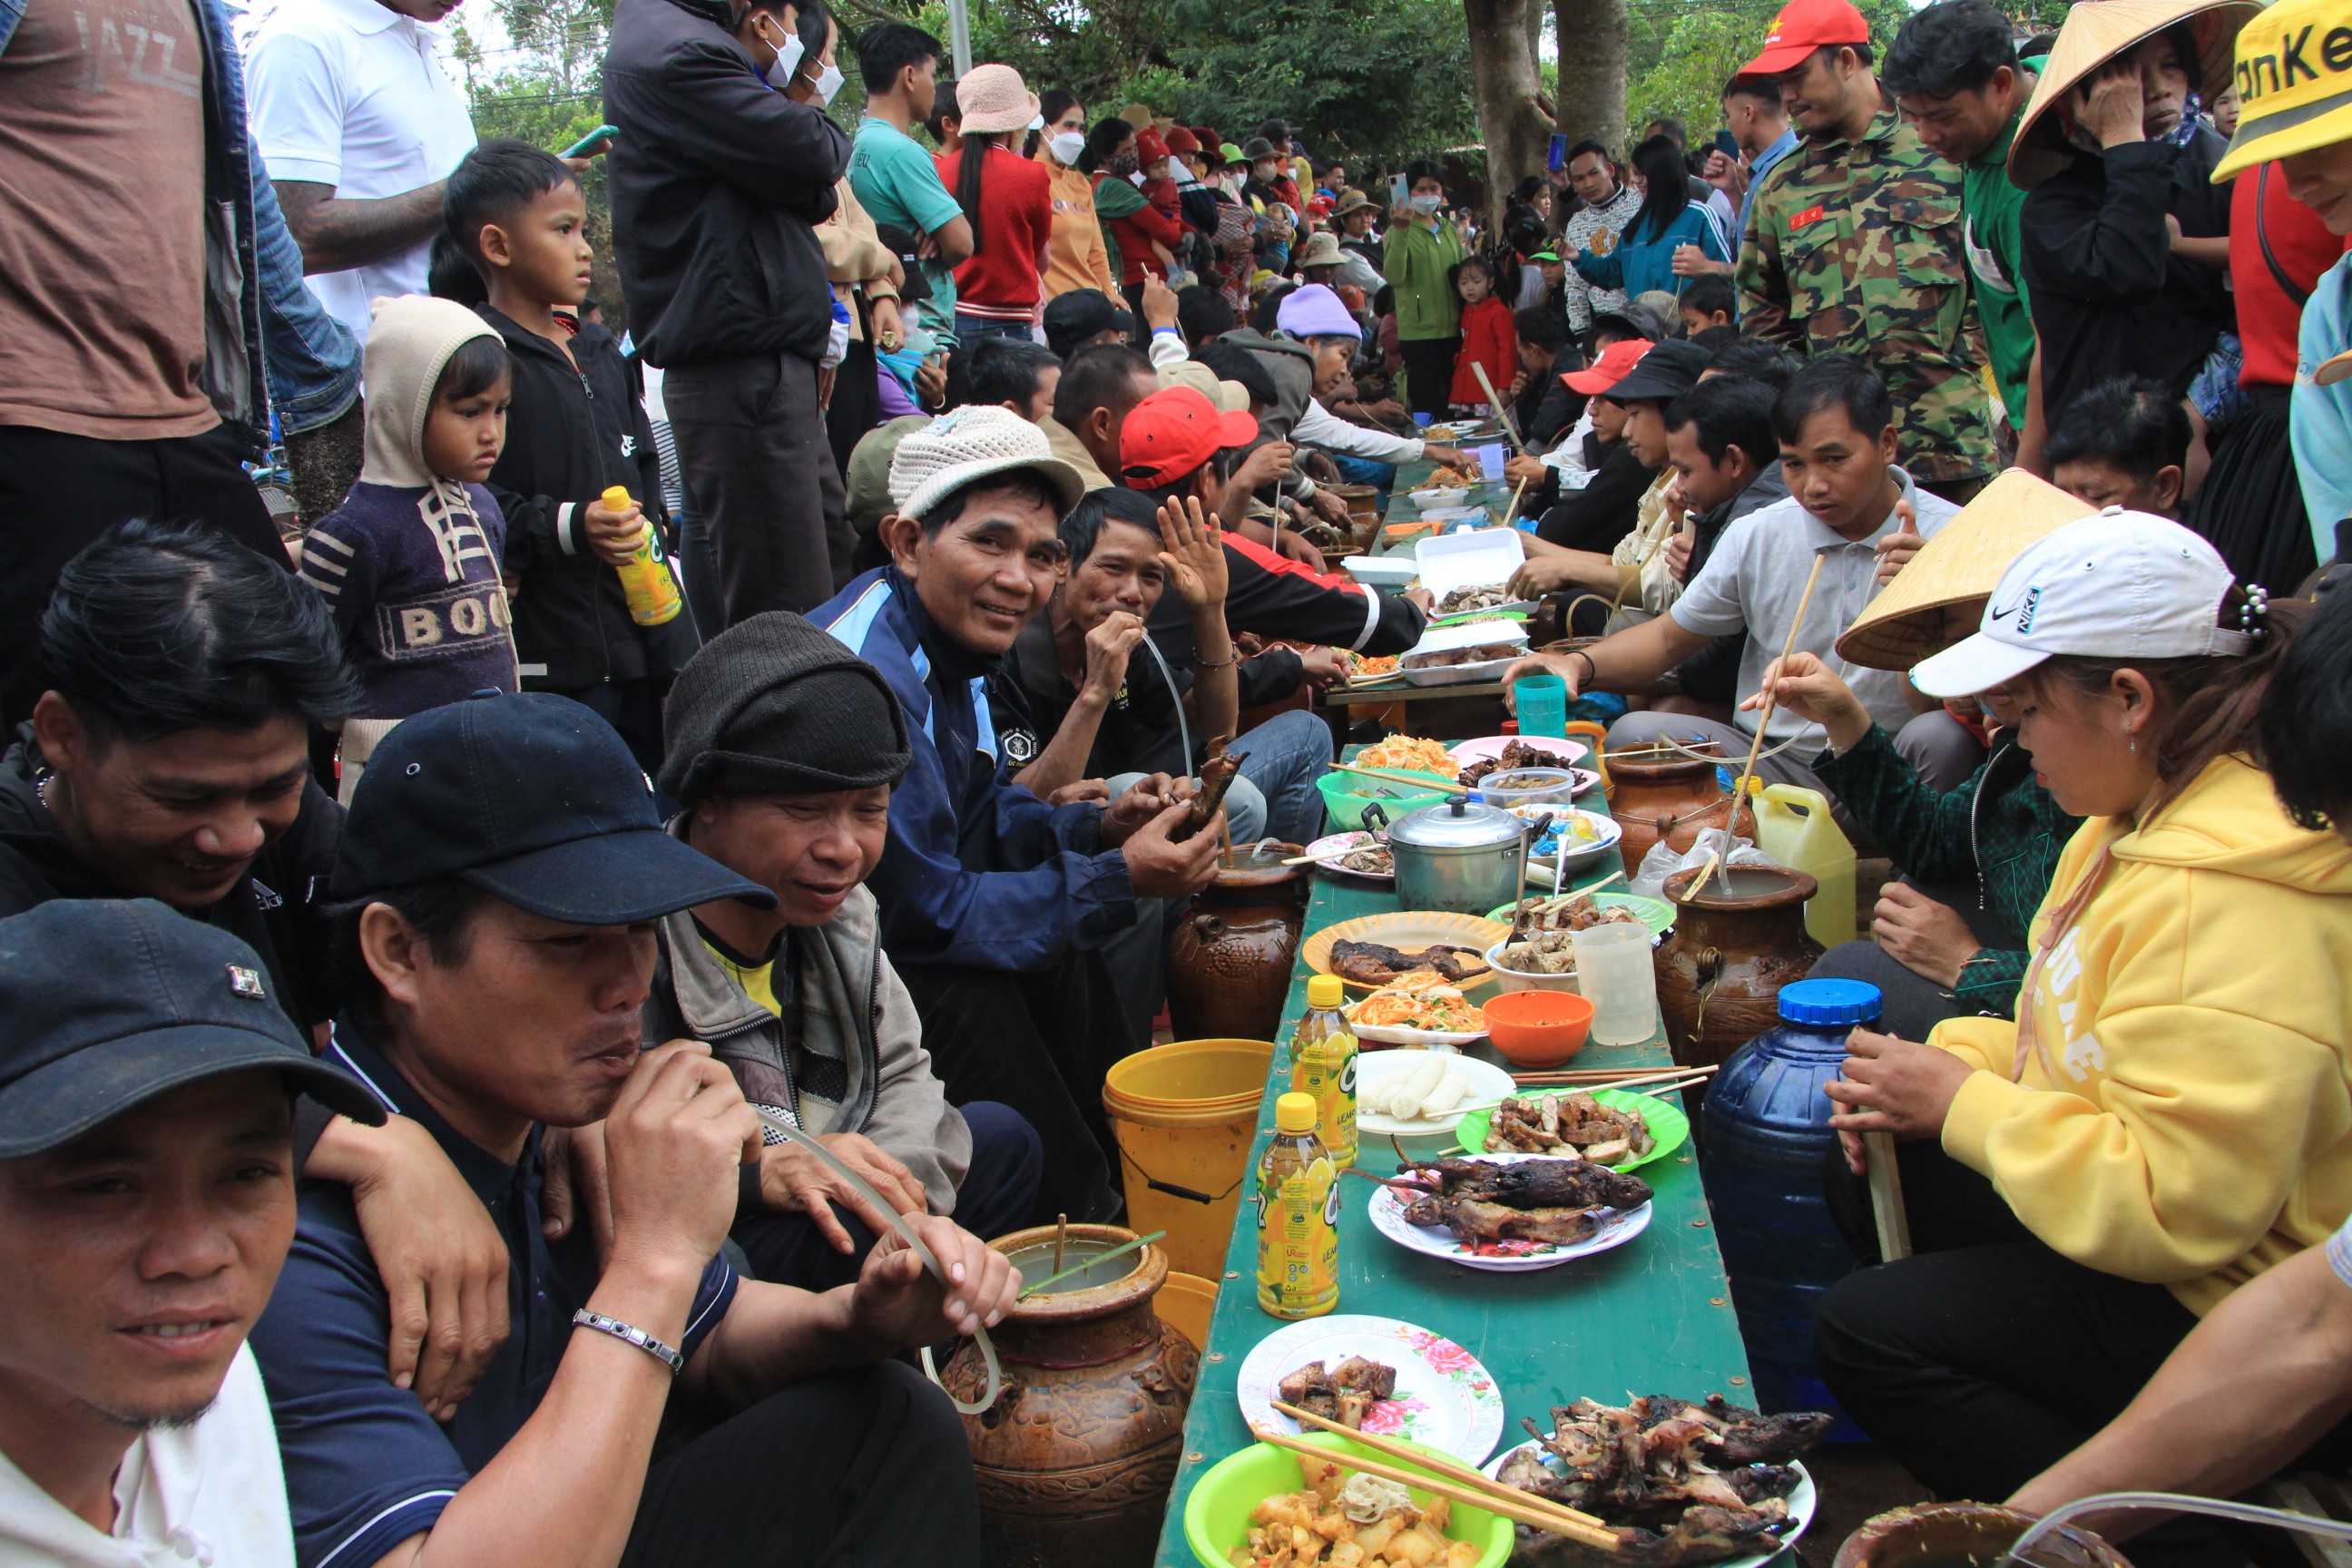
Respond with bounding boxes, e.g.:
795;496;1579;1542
1736;107;1997;483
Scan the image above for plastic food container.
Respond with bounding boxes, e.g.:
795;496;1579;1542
1472;767;1580;809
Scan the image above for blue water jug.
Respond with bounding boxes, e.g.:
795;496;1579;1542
1700;978;1879;1435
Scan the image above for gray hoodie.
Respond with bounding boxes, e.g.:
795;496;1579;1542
645;871;970;1214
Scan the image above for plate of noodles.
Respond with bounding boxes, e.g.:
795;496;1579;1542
1353;736;1461;777
1344;974;1490;1048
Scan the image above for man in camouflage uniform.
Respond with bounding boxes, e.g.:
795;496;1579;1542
1734;0;1997;492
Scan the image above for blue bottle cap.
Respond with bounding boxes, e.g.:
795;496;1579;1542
1776;978;1883;1027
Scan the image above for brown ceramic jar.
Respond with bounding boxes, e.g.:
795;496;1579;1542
940;1226;1199;1567
1165;843;1308;1044
1835;1504;2135;1568
1605;741;1732;873
1656;865;1823;1067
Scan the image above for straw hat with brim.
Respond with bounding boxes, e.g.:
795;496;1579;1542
1836;469;2097;671
1335;188;1378;218
1295;232;1347;268
2006;0;2259;190
2214;0;2352;181
958;64;1042;135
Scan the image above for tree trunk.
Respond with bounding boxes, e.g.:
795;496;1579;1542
1462;0;1554;223
1553;0;1629;153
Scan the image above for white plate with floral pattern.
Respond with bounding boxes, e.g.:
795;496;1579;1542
1237;1313;1507;1465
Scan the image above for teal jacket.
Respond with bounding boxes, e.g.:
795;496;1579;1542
1383;217;1466;342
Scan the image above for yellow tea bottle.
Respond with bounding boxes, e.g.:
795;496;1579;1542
1289;974;1358;1165
1256;1091;1339;1319
601;485;683;626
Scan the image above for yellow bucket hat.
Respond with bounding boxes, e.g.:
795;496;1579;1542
2214;0;2352;180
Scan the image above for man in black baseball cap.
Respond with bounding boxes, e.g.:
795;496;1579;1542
256;691;1014;1568
1042;287;1134;361
0;899;380;1562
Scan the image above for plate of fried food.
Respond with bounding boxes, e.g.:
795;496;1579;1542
1448;735;1590;772
1345;975;1489;1047
1455;1089;1689;1171
1239;1315;1507;1464
1485;890;1676;940
1186;1432;1513;1568
1482;1395;1828;1568
1354;735;1460;776
1367;1152;1653;1273
1302;912;1510;992
1302;830;1395;884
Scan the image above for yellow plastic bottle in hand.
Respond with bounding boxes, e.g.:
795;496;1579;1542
601;485;682;626
1256;1091;1339;1320
1289;974;1358;1166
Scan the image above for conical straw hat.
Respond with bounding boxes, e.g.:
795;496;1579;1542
1837;470;2096;671
2006;0;2259;190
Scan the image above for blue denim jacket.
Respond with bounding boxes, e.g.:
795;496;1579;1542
0;0;359;443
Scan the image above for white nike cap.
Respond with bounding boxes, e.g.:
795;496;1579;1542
1910;508;2255;699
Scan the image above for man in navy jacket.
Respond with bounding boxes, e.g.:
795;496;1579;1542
814;407;1224;1221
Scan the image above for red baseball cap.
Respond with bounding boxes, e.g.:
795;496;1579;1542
1739;0;1870;75
1136;127;1170;163
1121;386;1260;487
1561;338;1654;395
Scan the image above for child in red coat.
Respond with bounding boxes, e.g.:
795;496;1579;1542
1447;256;1517;416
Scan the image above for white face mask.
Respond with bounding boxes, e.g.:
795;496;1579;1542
1253;162;1279;182
1048;130;1086;164
1409;192;1443;214
808;60;843;103
762;24;804;86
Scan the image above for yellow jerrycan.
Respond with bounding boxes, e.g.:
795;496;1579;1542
1741;779;1857;949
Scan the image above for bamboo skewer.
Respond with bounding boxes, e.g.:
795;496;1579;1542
1271;1401;1612;1533
1677;850;1721;901
1510;1063;1720;1091
1721;552;1828;891
1468;360;1528;454
1328;760;1459;790
1248;1424;1621;1548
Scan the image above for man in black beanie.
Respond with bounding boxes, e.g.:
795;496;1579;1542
648;612;1044;1284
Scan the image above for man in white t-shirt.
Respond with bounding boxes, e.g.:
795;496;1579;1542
243;0;479;346
0;900;384;1567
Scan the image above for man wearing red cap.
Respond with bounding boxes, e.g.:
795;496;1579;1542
1734;0;1997;495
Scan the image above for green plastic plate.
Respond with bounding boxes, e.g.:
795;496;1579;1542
1485;890;1675;937
1452;1086;1691;1171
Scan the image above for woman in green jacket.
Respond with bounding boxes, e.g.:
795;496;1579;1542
1382;159;1466;421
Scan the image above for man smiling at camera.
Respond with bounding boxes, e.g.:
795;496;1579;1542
250;691;1015;1568
0;899;387;1568
813;406;1224;1224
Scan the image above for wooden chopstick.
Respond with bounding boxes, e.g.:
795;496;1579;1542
1328;760;1458;790
1509;1063;1720;1092
1272;1400;1611;1532
1249;1424;1619;1547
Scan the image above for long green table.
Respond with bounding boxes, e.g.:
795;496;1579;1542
1149;779;1757;1567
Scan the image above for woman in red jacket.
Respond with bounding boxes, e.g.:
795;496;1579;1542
1447;255;1517;416
1100;126;1187;336
934;63;1054;343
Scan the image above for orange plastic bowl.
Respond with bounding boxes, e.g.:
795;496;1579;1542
1482;988;1595;1068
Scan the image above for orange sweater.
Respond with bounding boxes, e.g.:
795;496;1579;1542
1037;156;1116;297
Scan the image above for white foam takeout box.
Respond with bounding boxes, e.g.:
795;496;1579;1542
1397;615;1531;687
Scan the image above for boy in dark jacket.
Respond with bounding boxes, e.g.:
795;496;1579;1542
446;139;698;770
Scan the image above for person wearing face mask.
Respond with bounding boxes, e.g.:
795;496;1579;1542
1034;89;1120;299
1079;117;1175;308
1384;159;1469;422
2013;0;2248;434
603;0;857;624
933;64;1056;344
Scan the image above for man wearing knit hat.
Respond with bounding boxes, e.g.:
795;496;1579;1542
647;612;1044;1288
2224;0;2352;565
813;406;1223;1221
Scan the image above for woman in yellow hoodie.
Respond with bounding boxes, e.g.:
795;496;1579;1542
1809;512;2352;1528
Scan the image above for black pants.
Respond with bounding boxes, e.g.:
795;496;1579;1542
1398;336;1460;419
825;337;883;484
622;1361;977;1568
732;1101;1045;1289
662;352;854;627
0;422;286;727
556;676;667;779
896;957;1129;1226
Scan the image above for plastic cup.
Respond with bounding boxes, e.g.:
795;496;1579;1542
1514;674;1569;738
1572;922;1660;1046
1413;410;1435;428
1475;442;1509;480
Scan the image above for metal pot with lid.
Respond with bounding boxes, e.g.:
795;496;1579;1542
1379;792;1534;915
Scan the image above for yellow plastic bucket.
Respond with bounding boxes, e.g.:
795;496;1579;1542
1156;1271;1220;1349
1103;1038;1275;1280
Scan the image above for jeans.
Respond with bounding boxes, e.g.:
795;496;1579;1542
953;314;1038;344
